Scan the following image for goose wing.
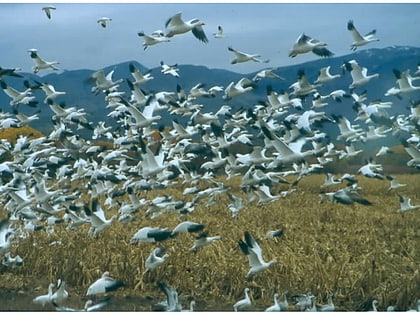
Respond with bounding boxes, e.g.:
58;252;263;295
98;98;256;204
347;20;364;42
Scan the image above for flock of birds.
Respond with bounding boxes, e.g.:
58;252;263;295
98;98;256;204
0;5;420;312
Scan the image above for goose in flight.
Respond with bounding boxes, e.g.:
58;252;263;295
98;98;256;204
0;218;15;256
137;30;170;50
42;6;56;19
90;69;123;94
397;195;420;213
288;33;334;58
347;20;379;51
233;287;252;311
0;66;23;79
130;226;172;243
314;66;341;84
228;46;269;64
252;67;285;82
238;231;277;278
189;231;221;251
84;198;117;237
37;81;66;103
385;68;420;97
164;12;208;43
342;59;379;89
129;63;154;85
0;80;37;107
213;25;224;38
97;17;112;28
160;61;180;77
86;271;124;296
289;69;319;97
171;220;204;236
143;247;169;274
157;281;182;312
27;48;59;73
223;77;255;100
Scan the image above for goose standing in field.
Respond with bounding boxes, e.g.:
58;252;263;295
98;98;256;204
370;299;379;311
42;6;56;19
265;293;281;312
288;33;334;58
137;30;170;50
164;12;208;43
157;281;182;312
228;46;269;64
318;292;335;312
347;20;379;51
27;48;59;73
86;271;124;296
213;25;224;38
2;252;23;267
97;17;112;28
33;283;55;307
233;287;252;311
238;231;277;278
53;296;111;312
51;279;69;304
314;66;341;84
189;231;221;251
397;194;420;213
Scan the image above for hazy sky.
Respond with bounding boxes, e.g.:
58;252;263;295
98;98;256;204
1;1;419;75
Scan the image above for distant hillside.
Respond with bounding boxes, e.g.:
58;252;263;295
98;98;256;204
1;45;419;138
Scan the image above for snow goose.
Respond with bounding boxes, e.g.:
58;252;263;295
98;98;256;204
358;160;384;180
223;77;255;100
318;292;335;312
157;281;182;312
333;114;364;142
42;6;56;19
97;17;112;28
289;69;319;97
2;252;23;267
407;299;420;312
129;63;154;85
294;292;314;311
265;229;284;239
143;247;169;274
130;226;172;243
0;66;23;79
86;271;124;296
28;48;59;73
213;25;224;38
238;231;277;278
233;287;252;311
329;185;372;206
253;67;285;82
84;198;117;237
0;80;37;107
189;231;221;251
90;69;123;94
137;30;170;50
53;296;111;312
33;283;55;307
164;12;208;43
376;145;393;157
321;173;342;188
160;60;180;77
289;33;334;58
370;299;379;311
314;66;341;84
386;175;406;190
347;20;379;51
265;293;281;312
0;218;15;256
37;82;66;103
397;194;420;213
385;68;420;97
228;46;269;64
51;279;69;304
227;192;245;217
342;59;379;89
171;220;204;236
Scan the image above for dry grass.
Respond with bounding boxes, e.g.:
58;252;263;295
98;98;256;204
2;173;419;311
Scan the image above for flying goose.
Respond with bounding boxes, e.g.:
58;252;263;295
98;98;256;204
171;220;204;236
0;80;37;107
314;66;341;84
84;198;117;237
397;194;420;213
252;68;285;82
189;231;221;251
347;20;379;51
130;226;172;243
0;66;23;79
143;247;169;274
33;283;55;307
160;61;180;77
386;175;406;190
164;12;208;43
233;287;252;311
97;17;112;28
90;69;123;94
342;59;379;89
213;25;224;38
0;218;15;256
385;68;420;97
27;48;60;73
129;63;154;85
86;271;124;296
37;82;66;103
228;46;269;64
157;281;182;312
289;69;319;97
137;30;170;50
288;33;334;58
223;77;255;100
238;231;277;278
42;6;56;19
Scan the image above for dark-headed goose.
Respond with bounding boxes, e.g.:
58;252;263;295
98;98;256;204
213;25;224;38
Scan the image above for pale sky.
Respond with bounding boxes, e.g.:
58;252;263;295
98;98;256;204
1;1;419;74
